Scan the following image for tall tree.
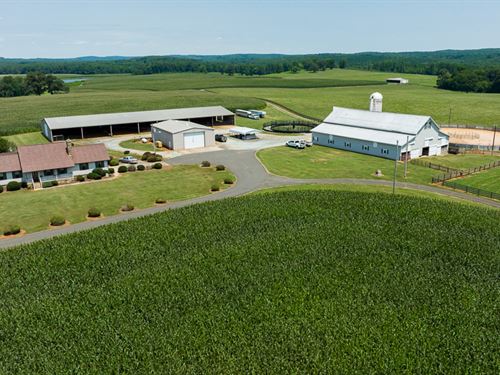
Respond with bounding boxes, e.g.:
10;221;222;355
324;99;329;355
25;72;48;95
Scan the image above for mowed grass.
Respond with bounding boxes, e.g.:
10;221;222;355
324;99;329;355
4;132;48;145
0;166;233;233
258;146;437;185
0;191;498;373
119;138;155;152
458;168;500;193
425;153;500;169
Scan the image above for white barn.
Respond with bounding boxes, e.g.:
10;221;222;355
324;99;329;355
311;93;449;160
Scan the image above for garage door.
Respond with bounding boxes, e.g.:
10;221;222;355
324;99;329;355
184;132;205;149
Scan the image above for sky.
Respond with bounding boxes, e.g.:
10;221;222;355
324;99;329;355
0;0;499;58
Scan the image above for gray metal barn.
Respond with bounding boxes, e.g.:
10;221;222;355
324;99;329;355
151;120;215;150
41;106;234;141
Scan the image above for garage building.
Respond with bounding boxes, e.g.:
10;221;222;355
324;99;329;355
151;120;215;150
311;93;449;160
42;106;234;141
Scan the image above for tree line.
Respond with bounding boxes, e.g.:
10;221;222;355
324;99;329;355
0;72;68;97
437;68;500;93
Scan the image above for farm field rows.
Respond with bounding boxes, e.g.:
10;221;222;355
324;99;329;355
1;191;498;373
0;166;233;233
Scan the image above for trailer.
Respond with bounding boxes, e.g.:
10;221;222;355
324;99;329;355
235;109;259;120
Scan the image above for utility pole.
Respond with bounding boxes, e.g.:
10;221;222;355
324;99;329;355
404;135;409;178
492;125;497;156
393;140;399;194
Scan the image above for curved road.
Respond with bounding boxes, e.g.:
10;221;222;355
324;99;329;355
1;150;498;250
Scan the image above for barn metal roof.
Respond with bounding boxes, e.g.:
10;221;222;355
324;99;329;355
323;107;431;135
44;106;234;130
312;123;414;146
152;120;213;134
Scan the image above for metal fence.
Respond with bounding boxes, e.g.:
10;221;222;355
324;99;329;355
410;159;459;173
443;181;500;200
431;160;500;184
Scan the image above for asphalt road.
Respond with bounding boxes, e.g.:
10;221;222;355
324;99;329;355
1;150;498;250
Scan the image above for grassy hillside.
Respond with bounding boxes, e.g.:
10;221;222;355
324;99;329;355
1;191;498;373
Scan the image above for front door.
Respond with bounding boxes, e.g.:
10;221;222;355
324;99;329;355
32;172;40;182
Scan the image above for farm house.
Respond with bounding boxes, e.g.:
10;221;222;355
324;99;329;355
41;106;234;141
151;120;215;150
311;93;449;160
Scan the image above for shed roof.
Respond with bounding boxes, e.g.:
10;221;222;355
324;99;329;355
17;143;75;173
312;123;414;146
71;143;109;164
229;127;257;135
152;120;213;134
323;107;431;135
44;106;233;130
0;152;21;173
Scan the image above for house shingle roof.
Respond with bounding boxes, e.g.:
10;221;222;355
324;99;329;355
71;143;109;164
0;152;21;173
17;143;75;173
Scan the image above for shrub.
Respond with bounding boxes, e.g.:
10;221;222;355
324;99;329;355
87;172;102;180
211;184;220;192
147;154;162;162
92;168;106;177
141;152;152;161
42;181;58;188
76;175;85;182
201;160;211;167
0;185;3;193
3;224;21;236
215;164;226;171
137;164;145;171
224;177;234;184
87;208;101;218
127;165;136;172
124;150;130;155
152;163;162;170
21;181;28;189
50;215;65;226
121;203;134;212
52;180;59;187
6;181;21;191
155;198;166;204
109;158;119;166
107;167;115;174
118;166;127;173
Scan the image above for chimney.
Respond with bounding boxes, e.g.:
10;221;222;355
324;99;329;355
369;92;383;112
66;139;73;155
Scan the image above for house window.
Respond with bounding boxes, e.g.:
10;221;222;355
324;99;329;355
328;135;334;144
12;171;22;179
79;163;89;171
344;141;351;148
381;149;389;154
362;145;370;151
95;161;105;168
57;168;67;175
0;173;6;180
44;169;54;176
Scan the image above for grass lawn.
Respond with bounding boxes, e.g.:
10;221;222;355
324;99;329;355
119;138;156;152
425;153;500;169
258;146;437;185
1;191;498;373
0;166;233;233
457;167;500;193
4;132;48;146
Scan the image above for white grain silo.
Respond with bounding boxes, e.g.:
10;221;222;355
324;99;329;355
369;92;383;112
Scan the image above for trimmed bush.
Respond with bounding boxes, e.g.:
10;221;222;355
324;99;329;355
118;166;127;173
0;185;3;193
127;165;136;172
76;175;85;182
6;181;21;191
137;164;145;171
87;208;101;218
147;154;162;163
121;203;134;212
52;180;59;187
3;225;21;236
211;184;220;192
107;167;115;174
215;164;226;171
42;181;56;188
87;172;102;180
93;168;106;177
141;152;152;161
21;181;28;189
124;150;130;155
155;198;166;204
109;158;119;166
224;177;234;184
201;160;211;167
50;216;65;226
152;163;162;170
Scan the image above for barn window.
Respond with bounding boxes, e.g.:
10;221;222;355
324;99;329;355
328;135;334;144
344;141;351;148
313;136;319;142
381;149;389;154
362;145;370;151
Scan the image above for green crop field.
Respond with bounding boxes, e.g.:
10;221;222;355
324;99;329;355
258;146;438;184
1;191;498;373
0;166;233;233
457;168;500;193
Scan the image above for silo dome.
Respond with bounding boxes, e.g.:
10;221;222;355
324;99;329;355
369;92;383;112
370;92;383;100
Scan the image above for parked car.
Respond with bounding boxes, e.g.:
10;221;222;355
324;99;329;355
302;140;313;147
119;156;138;164
286;140;306;149
215;134;227;142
